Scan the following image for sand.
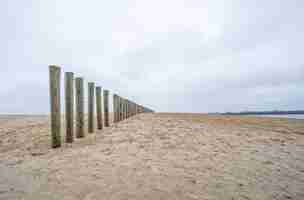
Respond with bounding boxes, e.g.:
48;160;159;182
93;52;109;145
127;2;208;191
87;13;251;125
0;113;304;200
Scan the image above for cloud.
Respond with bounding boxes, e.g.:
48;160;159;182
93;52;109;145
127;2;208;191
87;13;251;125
0;0;303;113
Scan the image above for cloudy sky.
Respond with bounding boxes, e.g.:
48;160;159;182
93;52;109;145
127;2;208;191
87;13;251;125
1;0;304;114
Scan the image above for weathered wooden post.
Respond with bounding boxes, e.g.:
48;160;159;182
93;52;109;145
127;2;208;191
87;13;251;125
134;103;136;116
114;95;117;122
119;96;122;121
116;96;119;122
75;77;85;138
123;98;126;120
126;100;129;118
116;94;119;123
103;89;109;127
138;105;141;114
128;100;131;118
125;99;128;119
121;98;124;120
120;97;123;121
130;101;133;116
65;72;74;143
124;99;126;119
88;82;95;133
124;99;127;119
49;65;61;148
116;95;119;122
96;86;103;130
118;96;122;121
113;94;118;123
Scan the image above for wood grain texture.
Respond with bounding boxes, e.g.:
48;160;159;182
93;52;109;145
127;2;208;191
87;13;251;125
88;82;95;133
113;94;118;123
65;72;74;143
96;86;103;130
75;77;84;138
103;90;110;127
49;65;61;148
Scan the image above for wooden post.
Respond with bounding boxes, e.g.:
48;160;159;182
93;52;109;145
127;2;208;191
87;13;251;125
130;102;132;116
126;100;129;118
116;96;119;122
96;86;103;130
75;77;85;138
116;96;121;122
138;105;141;114
113;94;118;123
113;95;116;123
118;96;122;121
65;72;74;143
88;82;95;133
124;99;127;119
121;97;124;120
49;65;61;148
128;100;131;118
103;90;109;127
116;95;119;122
119;96;122;121
121;98;124;120
134;103;136;115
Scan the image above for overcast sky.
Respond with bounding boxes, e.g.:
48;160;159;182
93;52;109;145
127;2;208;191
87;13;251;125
1;0;304;114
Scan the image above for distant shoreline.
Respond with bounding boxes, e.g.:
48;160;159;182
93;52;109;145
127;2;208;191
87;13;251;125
222;111;304;115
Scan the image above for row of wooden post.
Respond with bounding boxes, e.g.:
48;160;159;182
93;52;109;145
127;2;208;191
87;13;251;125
49;65;154;148
113;94;153;123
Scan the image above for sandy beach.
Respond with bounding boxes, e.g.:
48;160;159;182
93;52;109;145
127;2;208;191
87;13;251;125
0;113;304;200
